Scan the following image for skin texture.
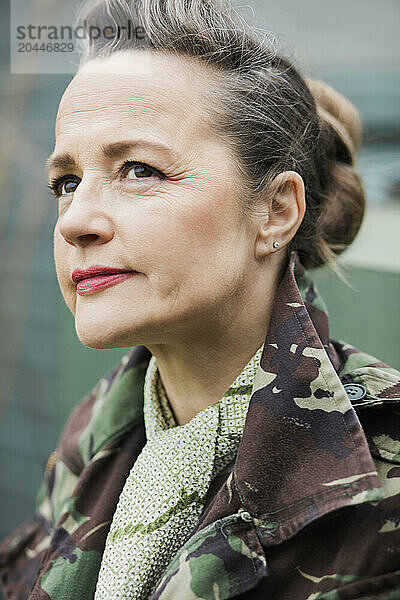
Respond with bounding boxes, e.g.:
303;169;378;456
49;50;305;425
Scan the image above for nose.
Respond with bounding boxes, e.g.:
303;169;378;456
57;180;114;248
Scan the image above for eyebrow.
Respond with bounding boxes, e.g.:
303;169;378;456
45;139;175;177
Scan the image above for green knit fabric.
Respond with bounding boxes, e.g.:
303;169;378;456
94;344;264;600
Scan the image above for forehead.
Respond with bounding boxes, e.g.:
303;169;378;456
55;51;214;145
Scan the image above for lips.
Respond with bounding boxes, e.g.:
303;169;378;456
72;265;140;296
72;265;137;284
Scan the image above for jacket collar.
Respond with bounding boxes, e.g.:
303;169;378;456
195;249;385;544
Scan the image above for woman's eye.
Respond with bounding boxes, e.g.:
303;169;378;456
48;175;80;198
61;180;79;194
121;161;162;181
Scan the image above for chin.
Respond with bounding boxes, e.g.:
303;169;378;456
75;319;140;349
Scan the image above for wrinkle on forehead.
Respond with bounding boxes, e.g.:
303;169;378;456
56;86;178;136
56;51;214;135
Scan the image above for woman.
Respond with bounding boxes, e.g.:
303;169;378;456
1;0;399;598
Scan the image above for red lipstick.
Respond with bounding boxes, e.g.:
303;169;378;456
72;265;139;295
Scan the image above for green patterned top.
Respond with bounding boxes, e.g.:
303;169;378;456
94;344;264;599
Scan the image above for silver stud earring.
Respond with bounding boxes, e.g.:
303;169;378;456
273;241;280;248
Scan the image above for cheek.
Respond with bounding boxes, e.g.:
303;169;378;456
120;192;228;275
170;187;239;258
53;228;76;311
149;191;244;297
53;226;66;278
175;191;243;271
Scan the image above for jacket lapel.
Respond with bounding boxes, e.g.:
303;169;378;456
237;251;384;538
197;251;383;539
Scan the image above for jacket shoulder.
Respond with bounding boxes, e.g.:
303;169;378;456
333;338;400;380
57;347;149;475
0;350;148;599
57;353;130;474
333;338;400;468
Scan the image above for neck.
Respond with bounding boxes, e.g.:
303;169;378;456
145;262;282;426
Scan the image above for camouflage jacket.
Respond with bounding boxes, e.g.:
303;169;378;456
1;250;400;600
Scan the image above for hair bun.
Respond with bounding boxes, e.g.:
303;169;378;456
306;78;362;164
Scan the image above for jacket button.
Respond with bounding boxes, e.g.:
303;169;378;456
343;383;367;402
240;511;252;522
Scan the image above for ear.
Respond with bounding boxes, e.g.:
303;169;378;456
254;171;306;260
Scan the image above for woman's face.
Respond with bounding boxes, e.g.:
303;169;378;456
50;51;258;348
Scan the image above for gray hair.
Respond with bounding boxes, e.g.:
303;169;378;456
75;0;365;273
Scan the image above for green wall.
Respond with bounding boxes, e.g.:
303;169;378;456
312;264;400;370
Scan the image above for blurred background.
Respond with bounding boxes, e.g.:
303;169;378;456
0;0;399;577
